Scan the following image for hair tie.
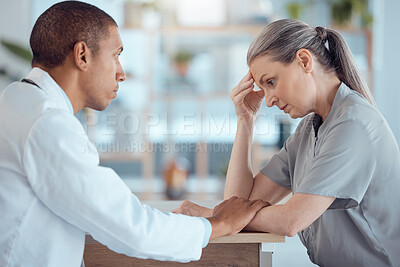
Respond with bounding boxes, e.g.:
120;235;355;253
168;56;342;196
315;26;328;44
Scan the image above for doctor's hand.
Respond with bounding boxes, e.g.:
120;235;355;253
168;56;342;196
231;71;265;121
173;200;213;217
207;197;269;241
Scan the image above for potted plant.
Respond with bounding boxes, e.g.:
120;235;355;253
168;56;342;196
286;2;304;20
173;51;193;77
330;0;373;29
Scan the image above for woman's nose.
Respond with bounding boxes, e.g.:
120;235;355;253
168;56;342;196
265;93;277;107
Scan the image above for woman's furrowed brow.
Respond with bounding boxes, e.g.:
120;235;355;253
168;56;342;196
258;73;268;85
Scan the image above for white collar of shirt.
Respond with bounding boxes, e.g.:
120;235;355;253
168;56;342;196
25;67;74;114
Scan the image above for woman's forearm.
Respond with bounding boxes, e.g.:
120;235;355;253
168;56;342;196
244;204;295;236
244;193;336;237
224;119;255;199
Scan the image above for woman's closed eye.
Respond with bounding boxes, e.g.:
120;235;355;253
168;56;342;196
266;79;275;87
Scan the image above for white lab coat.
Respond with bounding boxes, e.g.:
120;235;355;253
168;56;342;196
0;68;207;266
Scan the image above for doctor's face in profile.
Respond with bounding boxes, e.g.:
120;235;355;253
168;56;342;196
250;54;317;119
84;25;126;111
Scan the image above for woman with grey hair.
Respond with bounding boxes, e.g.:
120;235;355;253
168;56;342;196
175;19;400;266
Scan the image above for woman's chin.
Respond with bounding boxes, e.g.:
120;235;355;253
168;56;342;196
288;112;297;119
289;112;305;119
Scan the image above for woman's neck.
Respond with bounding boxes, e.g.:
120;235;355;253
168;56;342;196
315;71;342;122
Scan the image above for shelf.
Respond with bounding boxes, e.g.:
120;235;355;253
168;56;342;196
100;152;149;162
122;24;267;35
151;91;230;101
161;24;265;35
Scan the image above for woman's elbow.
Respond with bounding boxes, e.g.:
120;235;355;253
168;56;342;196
284;221;304;237
285;228;298;237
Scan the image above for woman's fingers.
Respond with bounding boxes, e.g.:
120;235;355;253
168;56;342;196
231;79;254;99
239;71;253;83
231;71;257;102
233;86;255;104
236;72;254;93
230;71;263;120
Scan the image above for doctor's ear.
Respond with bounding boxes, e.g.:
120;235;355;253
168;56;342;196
73;41;90;71
296;48;313;73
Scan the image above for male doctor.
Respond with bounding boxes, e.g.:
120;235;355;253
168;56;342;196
0;1;268;266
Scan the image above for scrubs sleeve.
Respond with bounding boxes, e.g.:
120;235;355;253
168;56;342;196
22;111;206;262
259;134;296;189
296;120;376;209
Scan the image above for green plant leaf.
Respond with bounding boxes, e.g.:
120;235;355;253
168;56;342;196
173;51;193;63
0;39;32;63
330;0;373;28
286;2;304;20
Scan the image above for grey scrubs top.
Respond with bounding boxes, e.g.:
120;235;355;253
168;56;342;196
261;83;400;267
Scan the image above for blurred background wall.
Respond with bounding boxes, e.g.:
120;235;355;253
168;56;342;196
1;0;399;201
1;1;399;265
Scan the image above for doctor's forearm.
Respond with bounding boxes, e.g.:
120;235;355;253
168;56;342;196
224;119;255;200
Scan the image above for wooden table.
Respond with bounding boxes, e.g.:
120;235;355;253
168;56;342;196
84;200;285;267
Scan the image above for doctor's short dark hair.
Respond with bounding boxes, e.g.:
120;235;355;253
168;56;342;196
30;1;117;69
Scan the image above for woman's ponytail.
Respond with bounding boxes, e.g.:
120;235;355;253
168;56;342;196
325;29;375;106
